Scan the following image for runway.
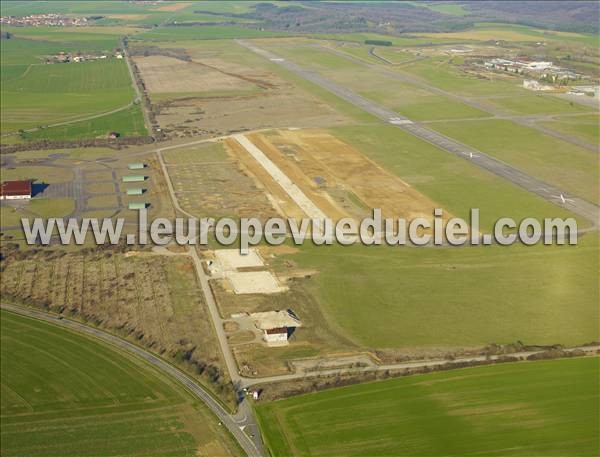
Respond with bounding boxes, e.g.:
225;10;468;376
237;40;599;226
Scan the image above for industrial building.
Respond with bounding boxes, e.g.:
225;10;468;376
128;163;145;170
126;188;145;196
0;180;32;200
249;310;302;346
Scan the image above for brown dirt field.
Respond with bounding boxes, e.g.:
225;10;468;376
151;2;188;11
249;130;454;222
134;55;257;94
165;142;281;220
224;139;306;221
157;88;348;139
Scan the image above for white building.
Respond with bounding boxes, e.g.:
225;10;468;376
250;310;302;346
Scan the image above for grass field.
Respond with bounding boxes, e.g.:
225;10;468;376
135;25;287;41
429;119;599;204
2;58;136;133
330;124;583;228
23;104;147;140
257;357;599;457
1;34;145;139
539;113;600;144
275;233;599;349
0;310;239;457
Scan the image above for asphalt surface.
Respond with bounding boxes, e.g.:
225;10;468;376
319;44;599;153
156;148;266;455
237;40;599;226
0;303;263;457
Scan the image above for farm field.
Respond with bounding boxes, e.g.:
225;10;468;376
271;233;600;349
257;357;600;457
0;310;240;457
0;251;233;401
0;34;144;139
129;38;352;139
22;104;147;141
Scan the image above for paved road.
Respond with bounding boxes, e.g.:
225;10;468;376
156;148;266;455
0;303;262;457
318;44;599;153
237;40;599;226
242;345;600;387
122;39;152;136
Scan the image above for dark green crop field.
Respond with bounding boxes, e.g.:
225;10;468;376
257;357;600;456
0;310;239;457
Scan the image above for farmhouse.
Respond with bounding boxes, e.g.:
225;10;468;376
0;180;32;200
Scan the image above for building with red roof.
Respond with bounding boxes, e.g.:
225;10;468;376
0;180;32;200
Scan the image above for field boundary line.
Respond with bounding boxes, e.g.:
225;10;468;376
0;303;263;457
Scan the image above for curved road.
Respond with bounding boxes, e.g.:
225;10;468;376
0;303;263;457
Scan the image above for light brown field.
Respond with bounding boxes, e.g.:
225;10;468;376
163;142;281;220
244;130;452;222
151;2;189;11
136;44;350;138
134;55;257;94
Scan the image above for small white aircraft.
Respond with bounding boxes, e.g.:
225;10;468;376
552;193;575;204
463;151;479;159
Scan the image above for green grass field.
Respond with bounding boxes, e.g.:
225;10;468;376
539;114;600;144
0;310;239;457
135;25;287;41
23;104;147;140
257;357;599;457
280;233;599;349
331;124;584;228
1;34;145;139
429;119;599;204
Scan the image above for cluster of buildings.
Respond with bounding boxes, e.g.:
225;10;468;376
123;163;148;210
484;58;580;84
47;51;123;64
0;14;88;27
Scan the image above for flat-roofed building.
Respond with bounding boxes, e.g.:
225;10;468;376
0;180;32;200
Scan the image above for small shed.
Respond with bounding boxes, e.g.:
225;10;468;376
107;131;120;139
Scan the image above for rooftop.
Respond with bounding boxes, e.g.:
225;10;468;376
0;180;32;197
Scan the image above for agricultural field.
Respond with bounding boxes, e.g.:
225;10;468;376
0;250;233;401
257;357;600;457
0;310;240;457
0;31;145;140
129;39;352;139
